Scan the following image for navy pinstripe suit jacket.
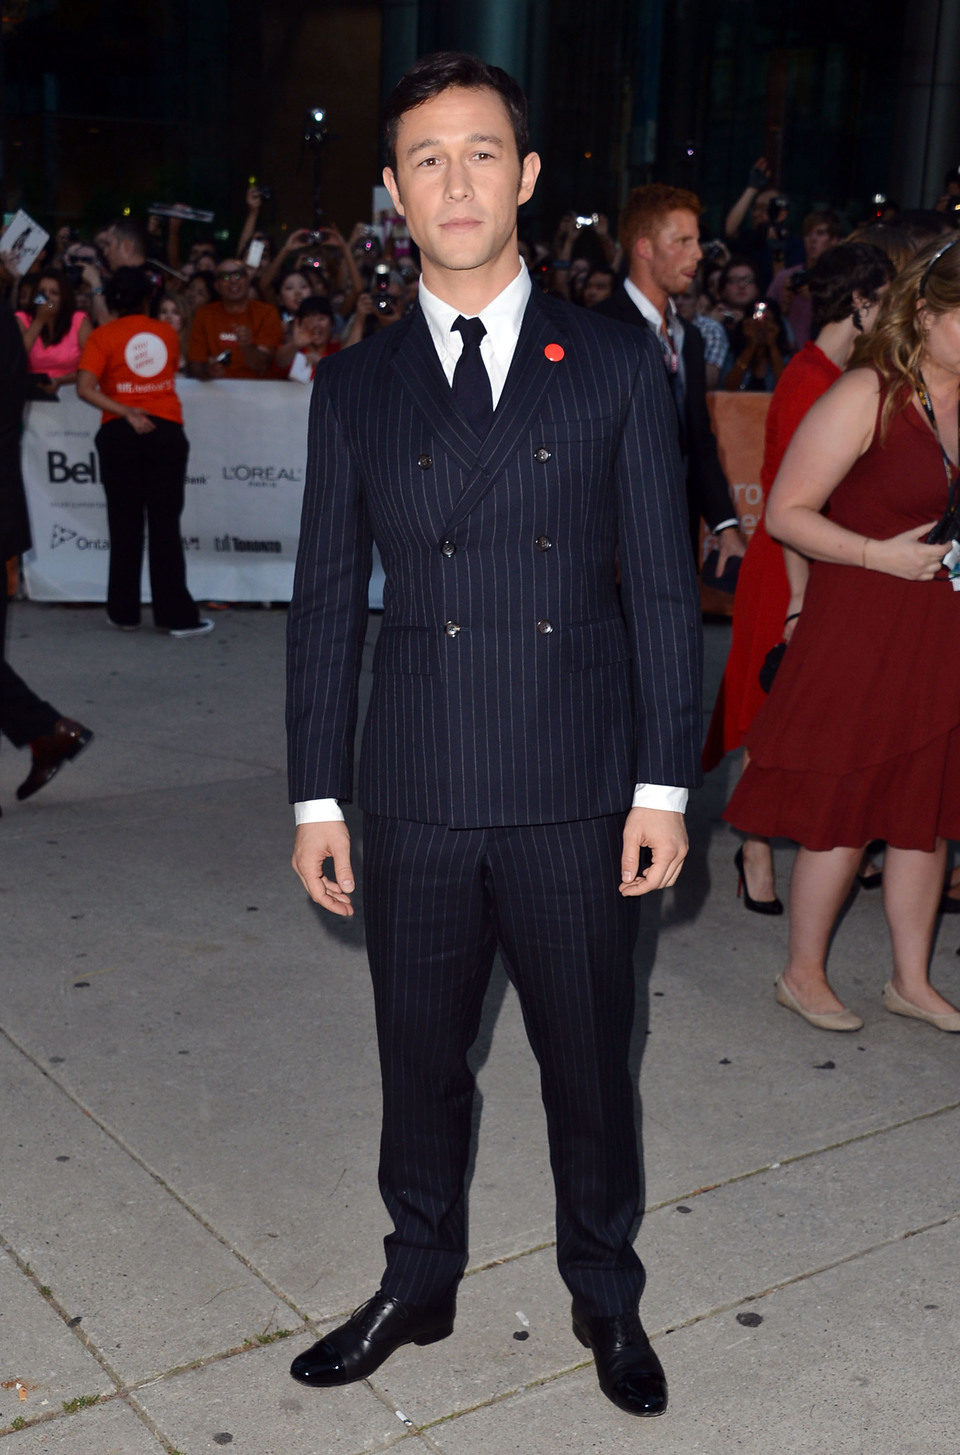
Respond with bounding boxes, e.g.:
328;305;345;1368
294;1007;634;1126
286;285;703;829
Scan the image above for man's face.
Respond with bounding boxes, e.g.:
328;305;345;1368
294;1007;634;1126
635;210;702;298
100;228;122;270
215;260;249;305
382;85;540;288
804;224;836;265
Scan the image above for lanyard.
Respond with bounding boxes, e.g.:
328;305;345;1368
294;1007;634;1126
915;372;960;489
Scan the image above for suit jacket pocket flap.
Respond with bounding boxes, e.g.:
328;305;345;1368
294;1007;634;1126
563;618;630;672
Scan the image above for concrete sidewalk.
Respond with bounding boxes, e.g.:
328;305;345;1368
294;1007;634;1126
1;601;957;1455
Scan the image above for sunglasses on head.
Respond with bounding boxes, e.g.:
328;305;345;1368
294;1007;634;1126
919;236;960;298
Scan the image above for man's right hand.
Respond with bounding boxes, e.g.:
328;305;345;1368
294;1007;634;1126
292;820;355;916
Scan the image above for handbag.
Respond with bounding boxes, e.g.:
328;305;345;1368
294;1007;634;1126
925;474;960;546
758;641;786;693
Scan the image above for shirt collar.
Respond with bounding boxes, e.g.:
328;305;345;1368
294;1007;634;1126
623;277;679;335
419;261;531;364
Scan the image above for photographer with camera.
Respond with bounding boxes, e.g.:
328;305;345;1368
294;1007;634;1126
550;211;617;302
258;221;363;320
724;157;804;289
341;262;406;348
724;297;790;392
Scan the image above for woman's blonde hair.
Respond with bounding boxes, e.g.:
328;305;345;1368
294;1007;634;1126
853;232;960;436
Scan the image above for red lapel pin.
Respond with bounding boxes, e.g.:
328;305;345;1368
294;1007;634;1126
544;342;564;362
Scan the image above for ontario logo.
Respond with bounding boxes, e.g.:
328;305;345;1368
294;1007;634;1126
49;522;108;550
50;523;77;549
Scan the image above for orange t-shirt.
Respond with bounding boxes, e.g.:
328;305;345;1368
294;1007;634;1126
79;316;183;425
187;299;285;378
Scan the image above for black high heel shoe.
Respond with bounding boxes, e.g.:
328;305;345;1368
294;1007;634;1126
734;845;783;916
856;840;884;889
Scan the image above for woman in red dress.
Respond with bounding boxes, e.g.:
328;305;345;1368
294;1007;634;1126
705;243;894;909
725;235;960;1033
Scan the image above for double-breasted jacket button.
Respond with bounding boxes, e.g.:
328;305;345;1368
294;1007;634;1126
536;619;554;635
534;534;553;552
417;453;433;469
440;539;457;557
444;620;461;637
534;446;552;463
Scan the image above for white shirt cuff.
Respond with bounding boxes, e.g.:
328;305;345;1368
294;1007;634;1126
632;783;688;814
297;790;687;821
294;798;345;824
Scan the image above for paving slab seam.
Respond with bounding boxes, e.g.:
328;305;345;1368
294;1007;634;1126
641;1097;960;1214
0;1233;176;1451
1;1221;313;1388
653;1206;960;1339
358;1380;457;1453
0;1229;131;1393
0;1393;118;1444
379;1356;598;1440
428;1101;960;1291
0;1023;313;1326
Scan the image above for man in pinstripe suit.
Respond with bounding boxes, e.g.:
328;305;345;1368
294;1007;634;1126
286;52;702;1416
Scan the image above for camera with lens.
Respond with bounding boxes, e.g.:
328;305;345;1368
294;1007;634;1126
371;261;395;314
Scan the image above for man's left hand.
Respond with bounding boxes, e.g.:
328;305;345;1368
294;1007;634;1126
619;807;688;896
716;526;747;573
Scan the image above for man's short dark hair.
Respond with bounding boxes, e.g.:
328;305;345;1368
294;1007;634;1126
107;217;148;255
802;208;842;239
104;265;151;317
382;51;530;174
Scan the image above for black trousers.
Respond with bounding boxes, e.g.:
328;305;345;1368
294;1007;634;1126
96;417;199;630
0;588;58;748
362;811;645;1318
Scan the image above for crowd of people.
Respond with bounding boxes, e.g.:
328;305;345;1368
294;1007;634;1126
4;159;960;395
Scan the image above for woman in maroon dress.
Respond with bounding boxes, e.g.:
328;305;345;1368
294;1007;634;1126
705;243;894;910
725;235;960;1033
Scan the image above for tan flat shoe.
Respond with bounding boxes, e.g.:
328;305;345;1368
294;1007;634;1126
774;975;864;1032
882;982;960;1032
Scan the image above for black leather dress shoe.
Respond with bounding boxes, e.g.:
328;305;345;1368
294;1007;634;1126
17;718;93;801
290;1290;456;1386
572;1304;668;1416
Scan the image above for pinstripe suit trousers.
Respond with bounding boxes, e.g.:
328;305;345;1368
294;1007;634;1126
363;811;646;1318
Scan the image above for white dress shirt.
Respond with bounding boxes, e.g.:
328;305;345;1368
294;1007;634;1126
295;261;686;824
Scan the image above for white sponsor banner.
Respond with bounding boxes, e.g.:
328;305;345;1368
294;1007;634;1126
22;380;307;602
20;382;386;606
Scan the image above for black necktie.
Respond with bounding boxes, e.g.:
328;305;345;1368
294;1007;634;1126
451;315;493;437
